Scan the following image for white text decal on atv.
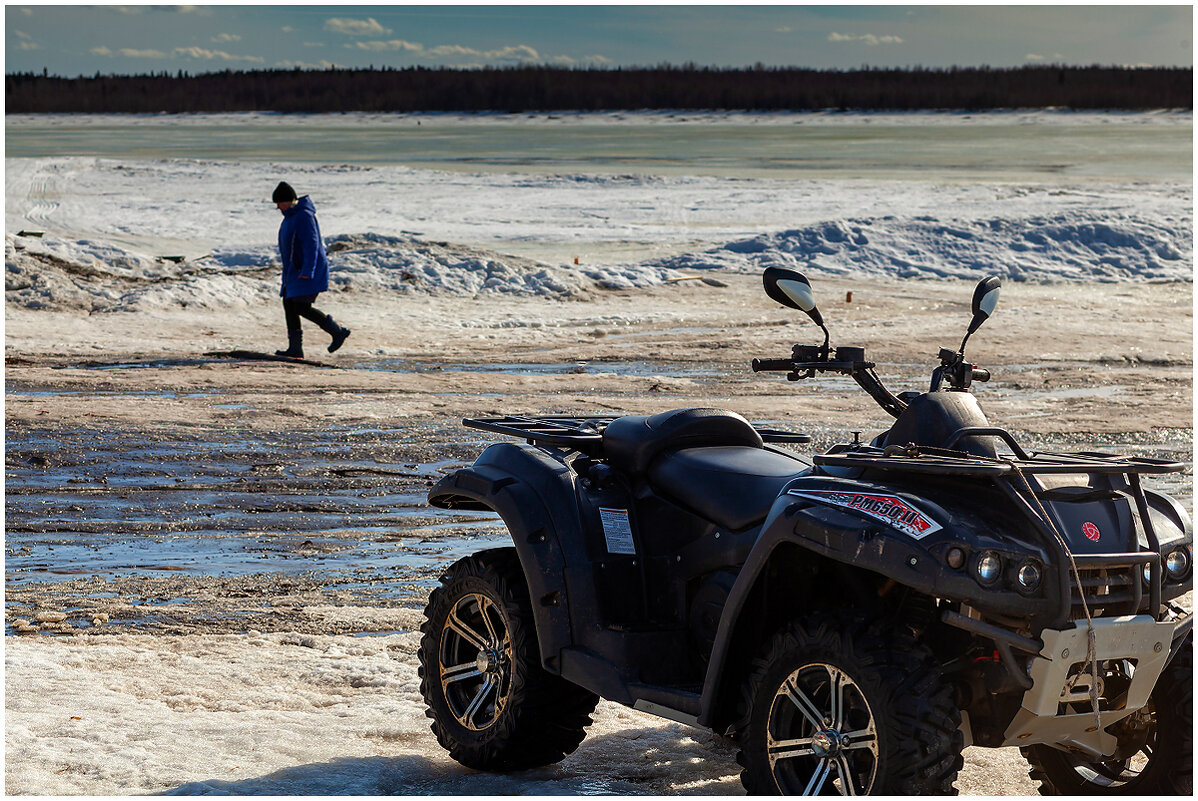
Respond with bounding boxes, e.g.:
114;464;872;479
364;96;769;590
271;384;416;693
788;489;944;540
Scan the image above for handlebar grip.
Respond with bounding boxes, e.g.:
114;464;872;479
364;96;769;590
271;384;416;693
752;358;795;372
972;367;991;382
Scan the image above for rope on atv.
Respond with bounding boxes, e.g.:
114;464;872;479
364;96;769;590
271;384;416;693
870;440;1106;731
1005;460;1104;735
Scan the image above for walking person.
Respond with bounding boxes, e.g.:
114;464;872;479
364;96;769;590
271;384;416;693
272;181;350;358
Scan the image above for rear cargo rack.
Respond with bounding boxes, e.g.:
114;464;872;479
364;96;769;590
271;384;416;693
463;415;811;454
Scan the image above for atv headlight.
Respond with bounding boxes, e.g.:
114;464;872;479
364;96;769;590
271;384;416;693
975;551;1002;586
1016;561;1042;592
1165;546;1191;580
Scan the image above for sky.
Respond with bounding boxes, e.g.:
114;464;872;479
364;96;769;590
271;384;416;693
4;4;1193;77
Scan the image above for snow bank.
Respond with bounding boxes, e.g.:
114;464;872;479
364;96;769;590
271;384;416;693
8;204;1188;312
646;211;1192;283
4;232;593;312
5;149;1192;313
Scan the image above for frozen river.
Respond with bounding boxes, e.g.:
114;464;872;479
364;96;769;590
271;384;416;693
6;110;1192;181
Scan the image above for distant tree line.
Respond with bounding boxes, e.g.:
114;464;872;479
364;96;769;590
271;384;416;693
5;65;1192;114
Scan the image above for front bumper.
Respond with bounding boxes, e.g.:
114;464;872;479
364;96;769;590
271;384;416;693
1001;614;1187;757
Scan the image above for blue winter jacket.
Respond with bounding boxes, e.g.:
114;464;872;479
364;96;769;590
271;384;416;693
278;196;329;298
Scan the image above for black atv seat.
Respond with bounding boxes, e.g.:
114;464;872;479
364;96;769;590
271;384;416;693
602;408;763;475
649;446;807;532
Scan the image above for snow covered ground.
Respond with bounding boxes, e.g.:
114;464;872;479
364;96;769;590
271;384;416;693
5;631;1034;795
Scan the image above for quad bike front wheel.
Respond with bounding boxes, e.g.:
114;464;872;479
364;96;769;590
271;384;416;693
418;547;599;771
1022;636;1192;795
737;613;963;795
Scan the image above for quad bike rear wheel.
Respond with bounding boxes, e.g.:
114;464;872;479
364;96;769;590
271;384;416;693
418;547;599;770
1022;636;1192;795
737;612;963;795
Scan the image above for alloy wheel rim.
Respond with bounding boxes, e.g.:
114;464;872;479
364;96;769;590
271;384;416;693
439;592;513;731
766;663;879;795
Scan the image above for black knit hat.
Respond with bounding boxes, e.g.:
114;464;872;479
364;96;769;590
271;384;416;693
272;181;297;203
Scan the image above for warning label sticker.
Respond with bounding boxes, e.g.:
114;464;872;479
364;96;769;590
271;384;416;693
599;507;636;555
788;489;943;540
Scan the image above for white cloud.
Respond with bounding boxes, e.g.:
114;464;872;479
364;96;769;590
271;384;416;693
303;42;327;48
345;40;540;63
119;48;168;58
1026;53;1046;62
422;44;474;57
282;26;295;33
827;32;903;46
324;17;390;37
485;44;540;62
18;40;40;51
91;46;113;56
350;39;424;53
14;29;32;39
19;7;32;15
212;33;241;44
173;47;265;63
775;26;793;34
107;5;209;14
544;53;612;67
424;43;540;62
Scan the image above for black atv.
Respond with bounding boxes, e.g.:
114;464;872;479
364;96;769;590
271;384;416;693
419;270;1192;795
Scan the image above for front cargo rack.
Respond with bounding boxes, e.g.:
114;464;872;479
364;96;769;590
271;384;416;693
809;425;1187;628
813;425;1186;477
463;415;811;454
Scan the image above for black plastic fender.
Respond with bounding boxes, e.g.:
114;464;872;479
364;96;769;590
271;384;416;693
427;442;585;672
697;473;1050;730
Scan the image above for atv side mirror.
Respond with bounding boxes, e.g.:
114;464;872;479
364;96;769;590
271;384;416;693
959;274;1002;354
968;275;1002;335
763;267;830;349
763;267;824;324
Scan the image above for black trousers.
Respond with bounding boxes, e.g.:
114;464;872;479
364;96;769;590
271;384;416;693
283;294;331;331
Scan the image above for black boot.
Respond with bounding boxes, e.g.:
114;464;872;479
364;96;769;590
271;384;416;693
275;328;303;358
324;317;351;353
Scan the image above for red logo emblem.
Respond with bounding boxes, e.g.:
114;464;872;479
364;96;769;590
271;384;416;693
1082;522;1101;542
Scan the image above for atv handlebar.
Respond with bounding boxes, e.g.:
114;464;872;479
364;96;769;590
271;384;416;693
752;343;994;419
751;344;908;418
751;358;796;373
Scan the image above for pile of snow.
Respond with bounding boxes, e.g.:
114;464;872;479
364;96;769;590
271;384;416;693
648;211;1192;283
326;233;590;298
7;203;1190;313
4;232;595;312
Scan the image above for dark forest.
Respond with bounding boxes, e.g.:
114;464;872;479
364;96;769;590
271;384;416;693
5;65;1192;114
